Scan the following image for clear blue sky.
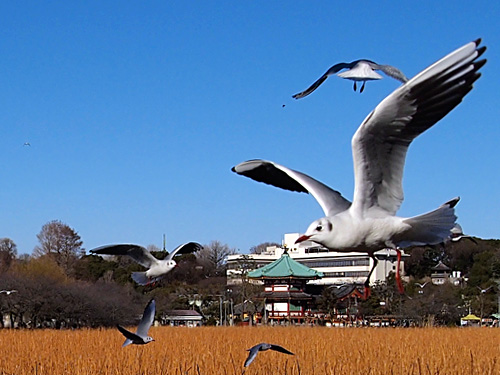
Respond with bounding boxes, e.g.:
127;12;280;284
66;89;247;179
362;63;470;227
1;1;499;255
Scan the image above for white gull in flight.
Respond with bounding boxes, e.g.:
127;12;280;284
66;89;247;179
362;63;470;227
234;39;486;297
0;290;18;295
292;59;408;98
90;242;202;285
117;298;155;347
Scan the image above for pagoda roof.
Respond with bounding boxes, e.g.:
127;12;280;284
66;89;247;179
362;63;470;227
247;251;323;279
432;261;451;271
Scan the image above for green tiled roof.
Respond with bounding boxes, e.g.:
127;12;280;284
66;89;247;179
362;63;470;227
248;252;323;279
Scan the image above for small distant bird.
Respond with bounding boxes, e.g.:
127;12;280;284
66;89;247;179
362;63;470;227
23;142;31;147
234;39;486;298
244;343;294;367
328;283;348;289
117;299;155;347
477;286;493;294
415;282;429;289
0;290;17;295
292;59;408;98
449;224;478;244
90;242;202;285
415;282;429;294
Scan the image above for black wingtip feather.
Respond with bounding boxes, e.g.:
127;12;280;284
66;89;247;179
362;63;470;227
446;197;460;208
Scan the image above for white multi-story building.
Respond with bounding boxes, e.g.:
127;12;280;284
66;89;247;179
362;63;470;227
227;233;408;286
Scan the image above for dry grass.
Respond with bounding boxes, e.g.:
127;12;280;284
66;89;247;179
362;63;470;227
0;327;498;375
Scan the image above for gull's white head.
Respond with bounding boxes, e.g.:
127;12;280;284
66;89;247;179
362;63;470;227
295;217;334;246
144;336;154;343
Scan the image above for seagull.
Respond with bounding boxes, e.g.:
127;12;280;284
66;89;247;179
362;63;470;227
292;59;408;98
244;343;294;367
23;142;31;147
233;39;486;298
90;242;202;285
117;299;155;347
0;290;17;295
477;286;493;294
415;282;429;294
415;282;429;289
449;223;478;244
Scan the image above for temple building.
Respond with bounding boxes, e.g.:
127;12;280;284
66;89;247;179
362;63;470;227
227;233;407;287
247;250;324;324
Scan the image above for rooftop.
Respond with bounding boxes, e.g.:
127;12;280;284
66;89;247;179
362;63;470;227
248;251;324;280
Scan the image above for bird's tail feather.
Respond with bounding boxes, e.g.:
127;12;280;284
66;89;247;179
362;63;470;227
400;197;459;247
131;272;150;286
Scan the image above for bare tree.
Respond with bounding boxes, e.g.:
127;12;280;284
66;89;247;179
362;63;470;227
33;220;84;275
197;241;236;276
250;242;280;254
0;238;17;272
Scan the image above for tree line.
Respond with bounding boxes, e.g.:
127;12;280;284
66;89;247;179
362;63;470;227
0;220;239;328
1;219;499;328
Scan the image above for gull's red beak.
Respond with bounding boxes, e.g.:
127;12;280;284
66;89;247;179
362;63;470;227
295;234;310;244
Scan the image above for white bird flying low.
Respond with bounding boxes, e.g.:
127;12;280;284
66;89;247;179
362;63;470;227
0;290;17;295
292;59;408;98
244;343;294;368
90;242;203;285
234;39;486;297
448;223;477;244
117;298;156;347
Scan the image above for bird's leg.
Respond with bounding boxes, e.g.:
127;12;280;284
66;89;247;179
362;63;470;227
353;81;357;91
363;255;378;299
360;81;366;93
395;249;404;294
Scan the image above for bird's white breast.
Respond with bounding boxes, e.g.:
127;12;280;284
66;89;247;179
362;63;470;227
337;62;383;81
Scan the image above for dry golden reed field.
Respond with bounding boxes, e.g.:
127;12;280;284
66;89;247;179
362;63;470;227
0;327;499;375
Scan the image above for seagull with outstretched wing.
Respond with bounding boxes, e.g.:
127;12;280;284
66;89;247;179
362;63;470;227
244;343;294;367
449;223;478;244
91;242;202;285
0;290;17;295
477;286;493;294
234;39;486;298
293;59;408;98
117;299;156;347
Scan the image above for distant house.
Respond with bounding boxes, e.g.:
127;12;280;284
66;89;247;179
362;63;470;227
431;261;464;285
161;310;203;327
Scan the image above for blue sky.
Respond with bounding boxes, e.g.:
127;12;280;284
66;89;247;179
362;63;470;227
1;2;499;255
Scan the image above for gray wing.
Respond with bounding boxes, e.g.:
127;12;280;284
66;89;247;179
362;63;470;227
369;63;408;83
90;244;158;268
244;344;262;367
136;299;155;338
117;325;141;346
350;39;485;217
292;62;351;99
270;344;294;356
232;159;351;217
165;242;203;261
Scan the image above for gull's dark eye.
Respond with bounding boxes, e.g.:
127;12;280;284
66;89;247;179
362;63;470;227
316;225;323;231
